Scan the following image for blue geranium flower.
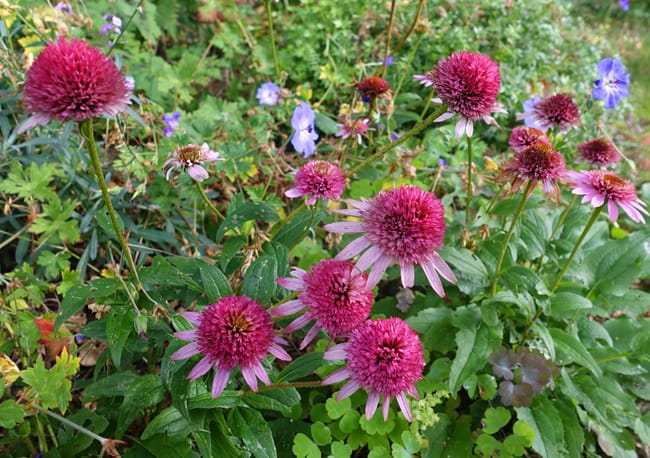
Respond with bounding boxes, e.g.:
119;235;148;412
592;57;630;109
256;82;281;106
162;111;181;137
619;0;629;11
290;102;318;157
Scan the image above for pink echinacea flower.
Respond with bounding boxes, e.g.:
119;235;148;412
18;37;130;133
273;259;374;349
163;143;222;182
322;317;424;421
285;160;346;205
577;138;621;168
567;170;647;223
517;93;581;133
171;296;292;398
324;185;456;296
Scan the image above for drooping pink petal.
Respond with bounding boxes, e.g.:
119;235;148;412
187;355;213;380
171;342;200;361
366;391;381;420
212;369;230;398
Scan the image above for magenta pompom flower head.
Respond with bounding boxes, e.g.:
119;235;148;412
567;170;647;223
324;185;456;297
577;138;621;168
496;141;566;201
508;126;551;153
163;143;222;182
322;317;424;421
517;93;581;133
355;76;391;101
430;51;504;138
171;296;292;398
285;160;346;205
18;37;131;133
273;259;373;349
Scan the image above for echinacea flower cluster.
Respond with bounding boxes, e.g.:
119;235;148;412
291;102;319;157
18;38;131;133
517;93;581;133
496;142;566;201
285;160;346;205
577;138;620;168
567;170;647;223
273;259;374;349
256;82;281;106
163;143;221;182
430;51;503;138
322;317;424;421
592;57;630;109
324;185;456;296
171;296;291;398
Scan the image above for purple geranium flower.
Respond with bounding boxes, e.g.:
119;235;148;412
54;2;72;13
99;14;122;36
162;111;181;137
520;96;543;130
290;102;318;157
256;82;281;106
592;57;630;109
620;0;629;11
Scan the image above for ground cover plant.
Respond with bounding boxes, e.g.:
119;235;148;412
1;0;649;457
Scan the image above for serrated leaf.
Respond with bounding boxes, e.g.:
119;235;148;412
229;407;277;458
272;209;324;248
483;407;511;434
217;201;279;242
438;247;489;296
549;328;602;377
293;433;321;458
243;388;300;415
117;374;165;438
0;400;25;428
141;406;193;440
106;306;136;369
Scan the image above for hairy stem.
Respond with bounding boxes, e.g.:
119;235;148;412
195;181;225;221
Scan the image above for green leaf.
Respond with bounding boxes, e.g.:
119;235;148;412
0;400;25;428
293;433;321;458
0;161;62;202
217;201;279;242
325;396;351;420
229;407;277;458
141;406;193;440
241;255;278;305
549;328;602;377
21;357;73;413
272;209;324;248
243;388;300;415
483;407;511;434
549;292;592;319
330;441;353;458
310;421;332;446
438;247;489;296
515;396;565;458
276;352;325;383
106;306;136;369
449;307;503;395
199;262;233;301
117;374;166;437
55;283;91;329
314;112;340;135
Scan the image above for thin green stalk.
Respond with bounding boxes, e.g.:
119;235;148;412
106;0;144;56
490;181;532;296
380;0;397;79
465;135;473;227
550;205;603;293
391;0;425;55
270;202;306;238
265;0;281;81
550;194;577;240
80;119;139;283
419;86;436;118
347;104;448;177
195;181;225;221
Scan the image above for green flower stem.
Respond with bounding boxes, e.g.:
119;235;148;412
347;104;448;178
247;380;324;394
33;404;107;446
80;119;139;283
270;202;307;238
194;181;225;221
549;194;577;240
490;181;532;296
550;205;603;293
380;0;397;79
465;135;473;227
265;0;281;81
106;0;143;56
391;0;425;55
